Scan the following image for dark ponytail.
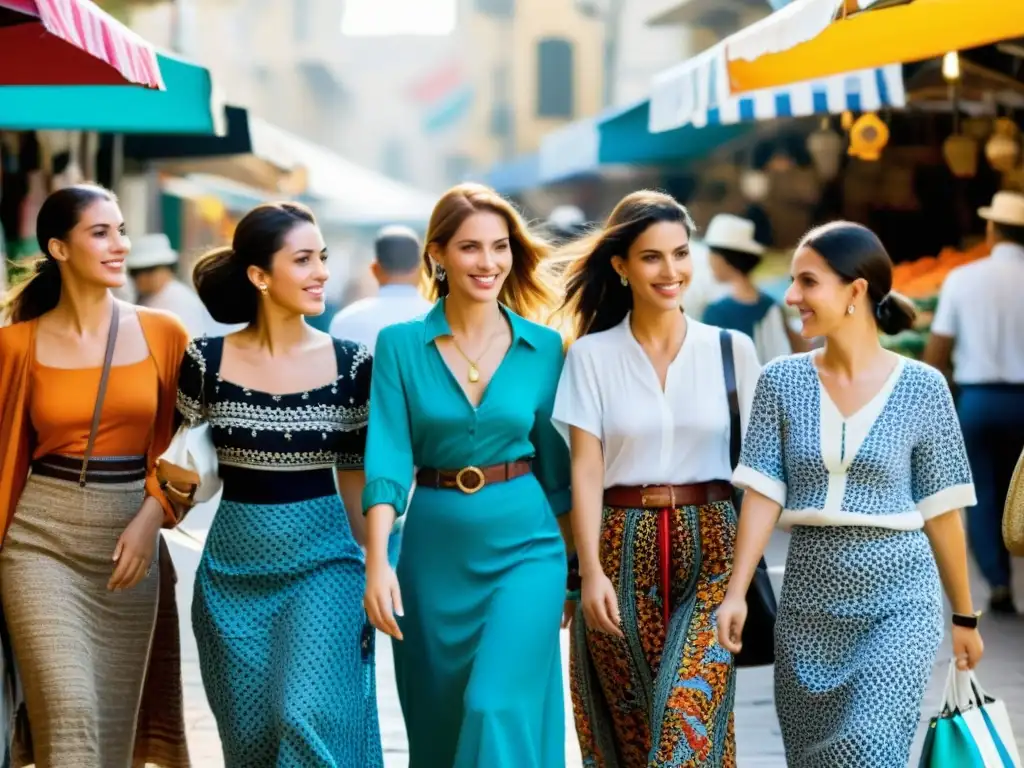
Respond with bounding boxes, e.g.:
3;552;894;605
555;190;695;340
798;221;917;336
3;183;115;324
193;201;316;325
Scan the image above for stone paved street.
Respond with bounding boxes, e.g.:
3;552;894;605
169;504;1024;766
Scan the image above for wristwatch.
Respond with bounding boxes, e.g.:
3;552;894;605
951;611;981;629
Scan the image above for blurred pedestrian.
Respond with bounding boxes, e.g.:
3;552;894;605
701;213;804;362
925;191;1024;615
330;225;432;353
127;233;238;338
362;183;572;768
330;225;432;569
554;191;759;767
0;184;190;767
182;202;382;767
719;222;982;767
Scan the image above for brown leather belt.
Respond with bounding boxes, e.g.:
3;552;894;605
604;480;733;629
603;480;733;509
416;460;532;495
32;454;147;485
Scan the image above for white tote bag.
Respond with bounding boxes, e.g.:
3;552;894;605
922;660;1021;768
156;420;221;507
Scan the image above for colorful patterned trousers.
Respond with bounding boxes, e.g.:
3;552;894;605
570;501;737;767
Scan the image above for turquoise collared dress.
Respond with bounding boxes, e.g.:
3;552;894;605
362;300;571;768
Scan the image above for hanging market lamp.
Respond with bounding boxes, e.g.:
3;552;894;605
0;0;163;88
726;0;1024;95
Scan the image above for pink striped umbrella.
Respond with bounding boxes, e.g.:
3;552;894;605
0;0;164;88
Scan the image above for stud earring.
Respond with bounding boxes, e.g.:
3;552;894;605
259;284;268;294
620;274;628;287
847;304;855;315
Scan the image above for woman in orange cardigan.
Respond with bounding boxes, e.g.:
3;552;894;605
0;184;190;767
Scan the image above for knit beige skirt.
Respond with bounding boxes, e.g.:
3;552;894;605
0;473;159;768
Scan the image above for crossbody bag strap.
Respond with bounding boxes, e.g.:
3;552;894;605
79;301;120;487
719;328;741;471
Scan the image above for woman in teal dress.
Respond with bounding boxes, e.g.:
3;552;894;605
362;183;573;768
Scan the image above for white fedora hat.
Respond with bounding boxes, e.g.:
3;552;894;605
978;191;1024;227
126;233;179;270
703;213;765;256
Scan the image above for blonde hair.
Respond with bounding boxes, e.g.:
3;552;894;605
422;183;559;323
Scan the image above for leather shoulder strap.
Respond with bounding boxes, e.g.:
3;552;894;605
80;301;120;486
719;328;741;471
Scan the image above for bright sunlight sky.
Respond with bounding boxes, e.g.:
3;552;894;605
340;0;458;36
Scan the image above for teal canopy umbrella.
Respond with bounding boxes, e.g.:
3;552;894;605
0;52;224;134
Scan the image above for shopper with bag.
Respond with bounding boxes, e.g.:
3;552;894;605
0;185;190;767
718;222;984;768
552;191;763;767
178;202;383;767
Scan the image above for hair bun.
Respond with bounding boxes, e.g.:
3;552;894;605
875;291;917;336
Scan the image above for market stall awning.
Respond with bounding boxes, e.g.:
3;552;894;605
246;118;436;227
537;98;752;185
725;0;1024;94
0;0;163;88
649;41;905;133
483;153;542;196
0;52;224;134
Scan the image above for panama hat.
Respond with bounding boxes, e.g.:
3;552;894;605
978;191;1024;227
704;214;765;256
125;233;178;270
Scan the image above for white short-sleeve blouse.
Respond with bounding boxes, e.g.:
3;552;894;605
552;315;761;488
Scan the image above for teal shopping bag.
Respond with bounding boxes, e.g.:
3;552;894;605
919;661;1020;768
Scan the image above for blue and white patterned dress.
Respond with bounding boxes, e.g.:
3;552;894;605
734;353;976;768
177;336;383;768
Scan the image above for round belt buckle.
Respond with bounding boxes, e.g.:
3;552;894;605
455;466;486;494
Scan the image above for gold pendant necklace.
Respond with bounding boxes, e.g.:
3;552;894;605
451;335;493;383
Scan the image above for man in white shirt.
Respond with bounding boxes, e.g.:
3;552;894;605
329;226;432;568
127;233;239;338
329;225;432;353
925;191;1024;614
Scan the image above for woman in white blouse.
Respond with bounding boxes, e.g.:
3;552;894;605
552;191;760;767
717;222;983;767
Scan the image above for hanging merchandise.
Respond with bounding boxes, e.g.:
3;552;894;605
847;113;890;161
807;117;845;180
944;134;979;178
985;117;1021;173
739;168;770;203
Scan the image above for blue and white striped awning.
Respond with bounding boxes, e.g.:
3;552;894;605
648;42;904;134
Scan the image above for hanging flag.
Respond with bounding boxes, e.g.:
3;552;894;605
407;60;474;134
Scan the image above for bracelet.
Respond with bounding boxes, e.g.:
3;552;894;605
566;588;581;602
951;611;981;629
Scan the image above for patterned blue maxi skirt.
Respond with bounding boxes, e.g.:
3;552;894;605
775;526;943;768
192;494;383;767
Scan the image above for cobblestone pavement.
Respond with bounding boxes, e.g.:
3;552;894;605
169;506;1024;767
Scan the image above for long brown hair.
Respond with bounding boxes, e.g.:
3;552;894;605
422;183;558;323
554;190;695;341
2;184;116;325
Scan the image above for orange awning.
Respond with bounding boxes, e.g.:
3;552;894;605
727;0;1024;94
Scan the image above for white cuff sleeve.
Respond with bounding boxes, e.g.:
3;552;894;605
917;483;977;520
733;464;787;508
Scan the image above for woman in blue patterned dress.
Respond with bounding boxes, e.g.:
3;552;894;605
717;222;985;768
176;203;382;767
